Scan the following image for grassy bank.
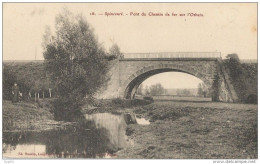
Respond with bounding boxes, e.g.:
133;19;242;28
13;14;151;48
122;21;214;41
3;98;151;131
117;101;257;159
3;98;257;159
81;98;153;114
3;100;74;132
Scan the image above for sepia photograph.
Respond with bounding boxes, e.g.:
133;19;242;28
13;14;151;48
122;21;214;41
2;2;258;160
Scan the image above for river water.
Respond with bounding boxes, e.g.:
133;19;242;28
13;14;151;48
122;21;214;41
3;112;150;159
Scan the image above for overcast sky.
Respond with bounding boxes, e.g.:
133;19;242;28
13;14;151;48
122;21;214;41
3;3;257;89
142;72;203;89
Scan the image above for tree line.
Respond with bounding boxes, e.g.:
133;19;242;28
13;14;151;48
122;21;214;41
136;82;210;97
136;83;167;96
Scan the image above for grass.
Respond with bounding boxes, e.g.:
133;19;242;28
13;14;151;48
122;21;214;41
81;98;153;114
3;98;257;159
153;96;211;102
3;100;74;132
117;101;257;159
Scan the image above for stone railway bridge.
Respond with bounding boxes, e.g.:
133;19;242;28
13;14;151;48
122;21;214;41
97;52;239;102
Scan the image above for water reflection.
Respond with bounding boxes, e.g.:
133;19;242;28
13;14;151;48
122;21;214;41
85;113;127;148
3;113;128;159
136;117;150;125
3;112;149;158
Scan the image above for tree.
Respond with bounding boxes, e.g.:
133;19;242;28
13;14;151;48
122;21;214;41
144;85;150;96
136;84;143;95
42;9;110;120
197;83;208;97
176;89;191;97
3;67;17;100
30;78;52;100
3;65;33;101
226;54;242;78
224;54;246;101
197;83;203;97
182;89;191;96
176;89;181;96
148;83;166;96
108;44;124;59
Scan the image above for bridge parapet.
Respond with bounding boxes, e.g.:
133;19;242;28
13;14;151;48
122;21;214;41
123;52;221;59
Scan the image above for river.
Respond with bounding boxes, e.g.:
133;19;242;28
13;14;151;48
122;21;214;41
3;112;149;159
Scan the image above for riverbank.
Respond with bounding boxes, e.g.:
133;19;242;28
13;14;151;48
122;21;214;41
3;99;257;159
116;101;257;159
3;100;75;132
3;98;147;132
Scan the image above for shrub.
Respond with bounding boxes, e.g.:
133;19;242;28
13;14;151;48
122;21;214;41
111;98;152;108
224;54;247;101
143;96;154;102
246;94;257;104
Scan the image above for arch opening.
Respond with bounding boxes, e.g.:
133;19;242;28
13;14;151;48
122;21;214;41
124;68;212;100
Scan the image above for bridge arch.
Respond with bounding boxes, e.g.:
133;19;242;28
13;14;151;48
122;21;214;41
121;63;213;99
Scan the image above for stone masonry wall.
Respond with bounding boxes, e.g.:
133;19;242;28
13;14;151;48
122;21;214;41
96;58;222;99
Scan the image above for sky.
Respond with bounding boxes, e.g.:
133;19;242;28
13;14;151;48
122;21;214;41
142;72;203;89
3;3;257;60
3;3;257;89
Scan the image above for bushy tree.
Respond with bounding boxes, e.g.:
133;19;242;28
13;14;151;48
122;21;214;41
3;67;17;100
224;53;246;101
3;63;54;101
182;89;191;96
176;89;192;97
197;83;203;97
30;78;52;99
145;83;166;96
3;66;32;100
108;44;124;59
197;83;209;97
144;86;150;96
42;9;110;120
226;54;242;78
136;84;143;95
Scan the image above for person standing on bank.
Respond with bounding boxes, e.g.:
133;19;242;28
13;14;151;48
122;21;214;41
12;82;19;103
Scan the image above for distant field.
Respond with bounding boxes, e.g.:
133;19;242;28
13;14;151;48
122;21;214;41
152;96;211;102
